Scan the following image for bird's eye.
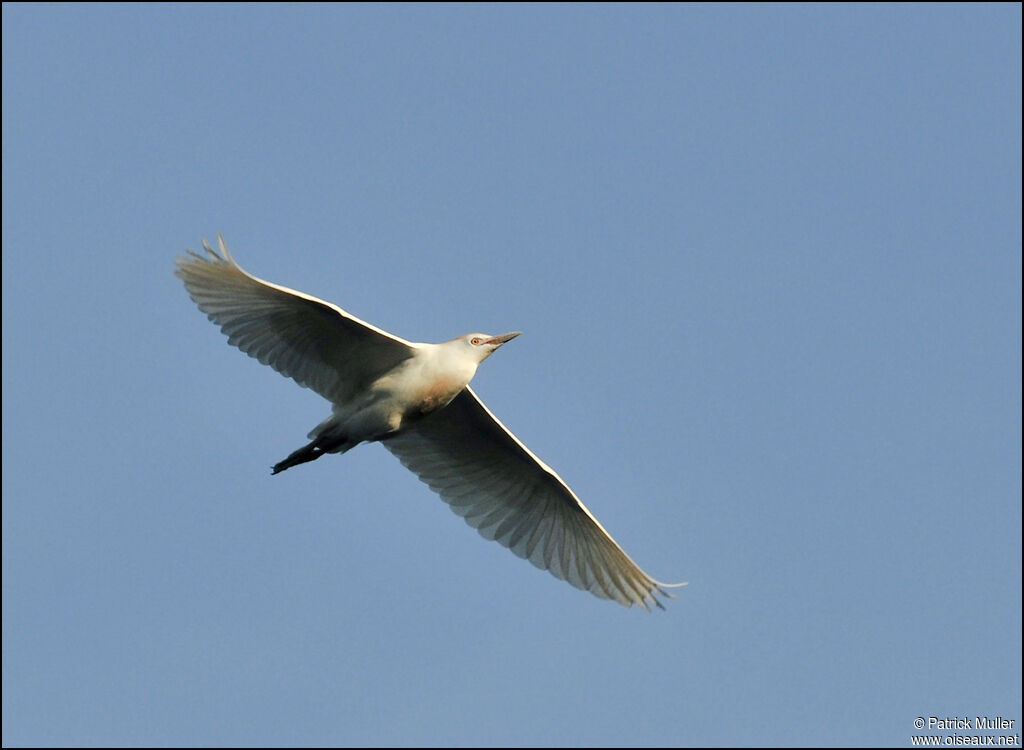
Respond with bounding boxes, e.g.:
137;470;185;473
470;337;483;346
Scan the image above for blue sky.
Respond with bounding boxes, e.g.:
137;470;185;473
3;4;1020;747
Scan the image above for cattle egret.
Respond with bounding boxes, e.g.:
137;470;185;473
176;235;685;609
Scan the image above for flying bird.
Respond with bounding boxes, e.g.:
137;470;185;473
175;236;685;609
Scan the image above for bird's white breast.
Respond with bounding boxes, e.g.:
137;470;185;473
373;343;479;423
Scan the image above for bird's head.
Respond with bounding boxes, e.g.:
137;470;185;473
460;331;521;362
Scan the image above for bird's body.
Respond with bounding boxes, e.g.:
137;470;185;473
273;333;520;473
176;236;685;609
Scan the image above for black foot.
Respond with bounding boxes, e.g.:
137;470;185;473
271;443;324;474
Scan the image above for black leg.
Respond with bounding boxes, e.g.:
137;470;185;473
271;442;324;474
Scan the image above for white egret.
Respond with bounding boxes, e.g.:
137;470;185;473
176;236;685;609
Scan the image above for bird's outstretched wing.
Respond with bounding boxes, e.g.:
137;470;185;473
383;387;686;609
175;236;416;405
